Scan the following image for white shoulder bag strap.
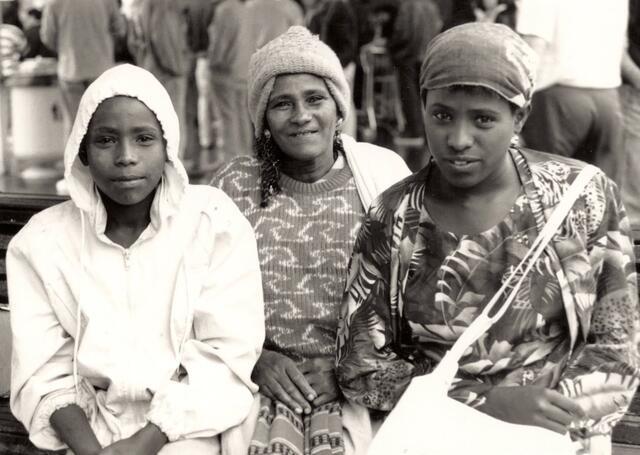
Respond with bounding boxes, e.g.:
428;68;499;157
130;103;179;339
435;164;599;382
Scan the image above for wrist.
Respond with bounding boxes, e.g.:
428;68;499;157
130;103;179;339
136;422;169;453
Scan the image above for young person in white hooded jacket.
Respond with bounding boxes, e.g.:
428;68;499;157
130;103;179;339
7;63;265;455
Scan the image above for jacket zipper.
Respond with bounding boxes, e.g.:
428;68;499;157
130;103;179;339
123;248;133;399
123;249;131;270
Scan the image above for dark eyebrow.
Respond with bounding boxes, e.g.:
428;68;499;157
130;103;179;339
303;88;327;95
129;125;161;133
428;102;453;110
89;126;119;134
469;108;502;116
269;93;291;100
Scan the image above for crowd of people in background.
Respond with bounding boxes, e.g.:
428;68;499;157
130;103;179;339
2;0;638;218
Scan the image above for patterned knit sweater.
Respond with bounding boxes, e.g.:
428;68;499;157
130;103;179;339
211;156;364;362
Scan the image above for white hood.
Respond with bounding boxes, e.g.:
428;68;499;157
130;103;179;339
63;63;189;223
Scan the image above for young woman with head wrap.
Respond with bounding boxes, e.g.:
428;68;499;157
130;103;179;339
336;22;640;454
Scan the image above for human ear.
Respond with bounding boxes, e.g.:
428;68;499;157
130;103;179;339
513;104;532;134
78;136;89;166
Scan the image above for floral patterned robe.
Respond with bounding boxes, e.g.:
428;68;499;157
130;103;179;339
336;148;640;451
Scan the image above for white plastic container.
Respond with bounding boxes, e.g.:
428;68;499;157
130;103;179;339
8;74;65;163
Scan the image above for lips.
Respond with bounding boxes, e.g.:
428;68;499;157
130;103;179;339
112;175;145;182
289;130;317;137
111;175;146;187
445;157;479;170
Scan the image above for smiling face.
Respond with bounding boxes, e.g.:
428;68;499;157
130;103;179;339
82;96;167;208
423;86;529;192
265;73;339;165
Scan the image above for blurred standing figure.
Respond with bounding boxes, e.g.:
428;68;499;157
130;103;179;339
620;0;640;226
40;0;125;130
182;0;220;173
378;0;443;170
127;0;191;160
247;0;304;50
304;0;358;137
208;0;302;163
207;0;252;162
516;0;629;184
445;0;515;29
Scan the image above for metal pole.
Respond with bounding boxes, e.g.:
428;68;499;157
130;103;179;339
0;1;7;176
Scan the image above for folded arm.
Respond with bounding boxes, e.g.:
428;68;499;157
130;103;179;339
146;198;265;441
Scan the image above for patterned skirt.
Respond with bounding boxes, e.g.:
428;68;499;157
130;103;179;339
248;395;344;455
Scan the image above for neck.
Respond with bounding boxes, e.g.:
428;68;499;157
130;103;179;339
279;151;336;184
100;189;155;247
430;153;519;203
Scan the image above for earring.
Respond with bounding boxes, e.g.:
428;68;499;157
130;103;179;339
333;128;344;161
257;130;281;207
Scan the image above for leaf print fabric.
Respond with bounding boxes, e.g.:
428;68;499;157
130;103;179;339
336;148;640;452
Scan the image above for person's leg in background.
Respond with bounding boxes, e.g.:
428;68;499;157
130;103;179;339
196;56;225;172
58;78;90;136
196;56;213;152
393;58;426;171
210;77;252;163
586;88;624;186
184;54;200;168
159;74;189;163
342;62;358;138
620;83;640;226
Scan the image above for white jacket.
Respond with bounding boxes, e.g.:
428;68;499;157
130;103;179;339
341;134;411;209
7;64;265;450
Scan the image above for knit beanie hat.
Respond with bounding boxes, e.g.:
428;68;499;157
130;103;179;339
420;22;537;108
248;25;350;138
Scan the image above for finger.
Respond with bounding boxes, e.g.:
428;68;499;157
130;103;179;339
268;380;309;414
547;390;586;419
260;383;276;402
540;401;574;428
302;370;321;388
298;359;314;375
313;392;338;407
305;372;339;398
287;365;318;402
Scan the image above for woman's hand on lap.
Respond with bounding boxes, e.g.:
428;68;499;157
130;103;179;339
253;349;316;414
479;386;586;434
299;358;341;406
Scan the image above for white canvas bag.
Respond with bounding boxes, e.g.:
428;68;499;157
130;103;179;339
368;165;599;455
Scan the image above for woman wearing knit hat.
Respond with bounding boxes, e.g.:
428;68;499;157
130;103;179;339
336;22;639;453
210;26;410;454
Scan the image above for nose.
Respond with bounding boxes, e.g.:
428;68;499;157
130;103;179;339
291;103;312;124
447;122;473;152
114;139;138;166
